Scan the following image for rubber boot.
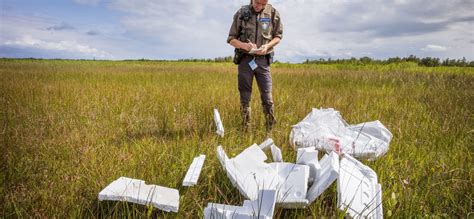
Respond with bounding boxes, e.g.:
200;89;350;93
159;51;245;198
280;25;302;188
241;105;251;131
264;105;276;132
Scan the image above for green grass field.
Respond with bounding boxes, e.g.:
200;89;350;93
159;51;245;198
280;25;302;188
1;59;473;218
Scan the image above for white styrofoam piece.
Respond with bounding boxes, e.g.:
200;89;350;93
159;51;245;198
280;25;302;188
216;145;228;170
296;147;318;163
182;154;206;186
275;199;309;209
243;190;277;217
338;154;383;219
203;203;248;219
217;145;310;208
98;177;179;212
213;108;224;137
259;138;274;151
296;147;321;183
306;152;339;203
375;183;383;218
217;144;277;199
227;145;280;200
233;144;268;163
289;108;392;160
270;144;283;162
269;162;310;208
349;120;392;144
204;190;276;219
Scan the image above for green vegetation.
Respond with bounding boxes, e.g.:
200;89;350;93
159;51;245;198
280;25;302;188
303;55;474;67
1;59;472;218
177;54;474;67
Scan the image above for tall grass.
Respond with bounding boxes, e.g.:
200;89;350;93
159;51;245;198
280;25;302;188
1;59;472;218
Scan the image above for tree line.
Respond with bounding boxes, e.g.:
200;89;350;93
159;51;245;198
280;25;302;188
303;55;474;67
3;55;473;67
180;55;474;67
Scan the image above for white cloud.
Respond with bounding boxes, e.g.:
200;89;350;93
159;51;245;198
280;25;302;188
270;0;474;61
3;35;112;58
100;0;473;61
2;0;473;61
104;0;242;58
0;13;133;59
421;44;448;51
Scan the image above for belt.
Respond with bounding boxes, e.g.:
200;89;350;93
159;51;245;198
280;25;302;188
243;53;267;58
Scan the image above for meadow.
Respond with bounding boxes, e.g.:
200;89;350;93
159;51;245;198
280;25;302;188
1;59;472;218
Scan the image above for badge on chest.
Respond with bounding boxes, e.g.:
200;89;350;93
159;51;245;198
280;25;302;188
259;17;271;31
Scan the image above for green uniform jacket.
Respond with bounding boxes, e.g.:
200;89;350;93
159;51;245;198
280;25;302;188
227;4;283;55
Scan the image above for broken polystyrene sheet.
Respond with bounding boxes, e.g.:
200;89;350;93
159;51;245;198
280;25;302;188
259;138;274;151
221;144;280;199
182;154;206;187
338;154;383;219
216;145;244;192
259;138;283;163
216;145;228;170
217;145;310;208
306;152;339;203
98;177;179;212
243;190;277;217
296;147;321;183
269;163;309;208
203;189;277;219
349;120;392;145
213;108;224;137
270;144;283;162
203;203;249;219
289;108;393;160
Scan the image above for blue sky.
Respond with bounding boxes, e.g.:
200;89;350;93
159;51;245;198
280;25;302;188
1;0;473;63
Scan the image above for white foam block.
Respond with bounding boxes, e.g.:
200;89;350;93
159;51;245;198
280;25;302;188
98;177;179;212
259;138;274;151
216;145;229;170
204;203;248;219
296;147;318;164
270;144;283;162
229;145;279;199
204;190;276;219
204;203;251;219
296;147;321;183
182;154;206;186
270;163;309;208
243;190;277;217
306;152;339;203
217;145;310;208
338;154;383;219
213;108;224;137
233;144;267;163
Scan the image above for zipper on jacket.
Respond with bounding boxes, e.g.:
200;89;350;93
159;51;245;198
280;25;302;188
255;14;258;45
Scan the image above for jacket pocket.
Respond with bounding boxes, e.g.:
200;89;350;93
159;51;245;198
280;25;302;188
262;31;272;45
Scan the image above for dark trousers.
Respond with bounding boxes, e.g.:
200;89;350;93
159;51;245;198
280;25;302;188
238;55;273;113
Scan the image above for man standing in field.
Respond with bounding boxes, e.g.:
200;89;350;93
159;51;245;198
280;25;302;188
227;0;283;132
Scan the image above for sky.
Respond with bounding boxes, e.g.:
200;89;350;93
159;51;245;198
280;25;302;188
0;0;473;63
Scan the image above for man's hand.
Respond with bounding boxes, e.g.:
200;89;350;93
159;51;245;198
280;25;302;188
240;41;257;52
255;44;268;55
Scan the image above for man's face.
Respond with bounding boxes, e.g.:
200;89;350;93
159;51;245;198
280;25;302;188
252;0;268;13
